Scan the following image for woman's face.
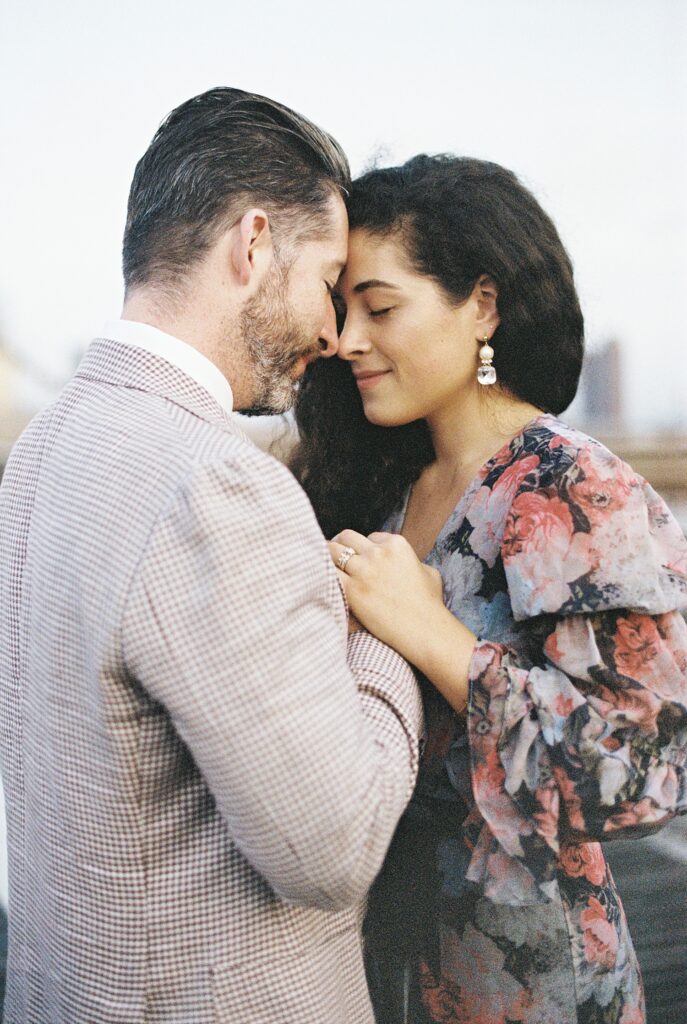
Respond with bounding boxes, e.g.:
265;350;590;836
336;230;498;427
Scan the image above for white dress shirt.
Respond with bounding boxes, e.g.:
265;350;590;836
102;319;234;415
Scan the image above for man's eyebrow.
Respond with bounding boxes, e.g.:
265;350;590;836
353;279;400;294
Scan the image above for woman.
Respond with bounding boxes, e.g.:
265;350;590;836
293;156;687;1024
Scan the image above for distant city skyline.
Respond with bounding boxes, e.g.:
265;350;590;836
1;0;686;430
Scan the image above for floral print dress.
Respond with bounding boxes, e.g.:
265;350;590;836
365;415;687;1024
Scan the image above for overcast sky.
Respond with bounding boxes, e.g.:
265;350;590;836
1;0;685;430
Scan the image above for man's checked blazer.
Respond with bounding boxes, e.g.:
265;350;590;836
0;337;423;1023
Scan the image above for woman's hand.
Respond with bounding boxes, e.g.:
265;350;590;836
330;530;444;646
329;530;477;713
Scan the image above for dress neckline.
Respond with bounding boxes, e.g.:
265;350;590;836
395;412;554;563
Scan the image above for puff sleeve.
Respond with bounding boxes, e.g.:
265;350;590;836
464;436;687;900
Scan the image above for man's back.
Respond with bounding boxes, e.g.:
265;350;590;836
0;340;422;1022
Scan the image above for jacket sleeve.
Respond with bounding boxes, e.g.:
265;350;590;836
121;443;423;911
463;440;687;894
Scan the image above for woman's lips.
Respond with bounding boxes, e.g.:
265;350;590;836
354;370;390;390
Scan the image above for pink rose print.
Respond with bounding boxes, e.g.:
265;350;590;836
603;797;659;832
604;765;679;832
594;679;661;733
559;841;606;885
468;455;540;566
613;615;661;680
620;1001;645;1024
472;748;506;796
471;749;531;849
420;942;531;1024
491;455;541;504
580;896;619;971
503;492;575;561
503;492;594;612
533;785;559;846
553;693;577;718
544;629;565;665
567;447;636;527
469;641;502;682
419;961;463;1023
657;613;687;679
552;765;586;834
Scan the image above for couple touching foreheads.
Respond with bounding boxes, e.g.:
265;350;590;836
1;86;686;1024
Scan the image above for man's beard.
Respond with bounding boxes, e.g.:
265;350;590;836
240;258;319;416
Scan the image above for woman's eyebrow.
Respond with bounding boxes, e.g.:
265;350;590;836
353;279;400;294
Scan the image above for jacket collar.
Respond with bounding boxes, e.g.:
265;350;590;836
75;338;234;429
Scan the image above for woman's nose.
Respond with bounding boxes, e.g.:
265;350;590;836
337;316;371;361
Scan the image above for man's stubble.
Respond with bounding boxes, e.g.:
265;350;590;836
240;256;320;416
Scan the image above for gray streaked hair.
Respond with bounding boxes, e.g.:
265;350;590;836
122;87;350;291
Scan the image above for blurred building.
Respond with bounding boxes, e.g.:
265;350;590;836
578;338;624;433
573;338;686;531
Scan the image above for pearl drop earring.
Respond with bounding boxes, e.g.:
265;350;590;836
477;336;497;386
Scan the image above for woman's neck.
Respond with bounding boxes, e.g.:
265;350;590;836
425;387;543;485
401;389;544;562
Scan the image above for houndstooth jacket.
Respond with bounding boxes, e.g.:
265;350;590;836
0;338;423;1024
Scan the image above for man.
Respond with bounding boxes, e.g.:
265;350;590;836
0;88;422;1023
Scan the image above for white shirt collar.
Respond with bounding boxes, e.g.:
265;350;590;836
102;319;234;415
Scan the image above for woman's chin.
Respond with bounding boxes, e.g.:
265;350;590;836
361;402;417;428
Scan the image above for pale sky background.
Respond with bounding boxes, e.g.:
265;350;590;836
1;0;686;430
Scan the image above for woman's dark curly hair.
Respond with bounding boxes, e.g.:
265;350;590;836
292;154;584;539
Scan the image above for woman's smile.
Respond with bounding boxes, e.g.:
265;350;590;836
353;368;392;389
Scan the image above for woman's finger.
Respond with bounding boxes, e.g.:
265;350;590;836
335;567;349;588
328;539;364;575
329;529;378;575
366;531;401;546
332;529;374;553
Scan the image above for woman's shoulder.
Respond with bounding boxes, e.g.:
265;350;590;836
486;414;630;492
467;415;636;563
486;413;668;530
460;416;636;570
490;415;687;619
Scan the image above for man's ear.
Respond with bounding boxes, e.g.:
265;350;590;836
474;274;500;336
230;209;274;289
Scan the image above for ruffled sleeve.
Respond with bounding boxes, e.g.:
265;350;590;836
464;434;687;902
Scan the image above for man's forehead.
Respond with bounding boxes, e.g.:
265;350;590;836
321;241;347;275
327;256;346;276
298;192;347;265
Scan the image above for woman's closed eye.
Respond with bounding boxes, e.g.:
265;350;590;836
369;307;394;318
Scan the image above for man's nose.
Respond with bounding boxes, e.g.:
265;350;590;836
317;300;339;358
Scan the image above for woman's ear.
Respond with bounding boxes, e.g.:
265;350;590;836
474;274;500;336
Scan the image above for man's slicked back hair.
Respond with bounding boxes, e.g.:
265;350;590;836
122;87;350;291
